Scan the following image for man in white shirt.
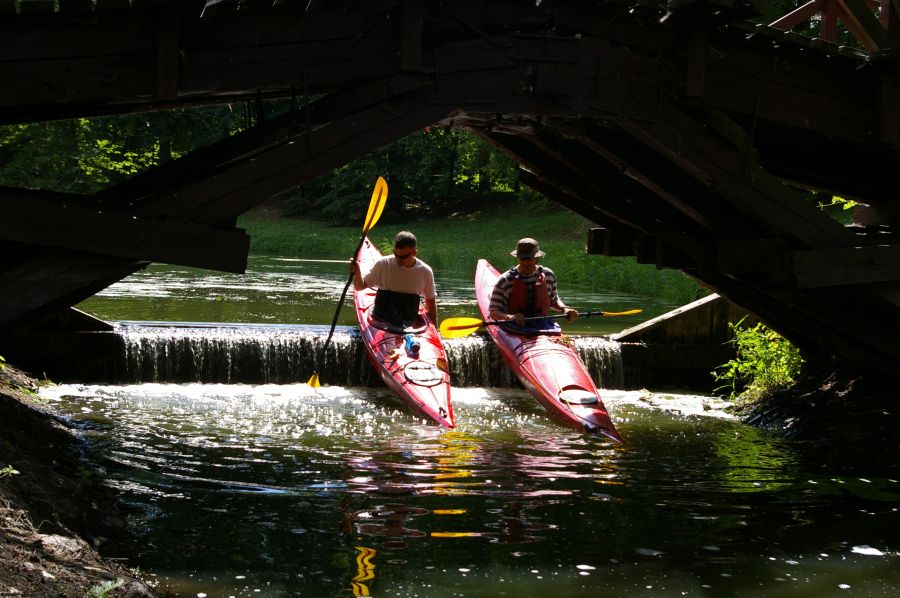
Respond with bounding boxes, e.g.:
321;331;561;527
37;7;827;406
350;231;438;326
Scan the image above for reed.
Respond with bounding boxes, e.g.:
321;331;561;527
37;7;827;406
239;209;704;304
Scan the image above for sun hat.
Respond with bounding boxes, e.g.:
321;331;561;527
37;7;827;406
510;238;546;258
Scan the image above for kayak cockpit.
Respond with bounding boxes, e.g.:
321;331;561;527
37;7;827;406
559;387;600;405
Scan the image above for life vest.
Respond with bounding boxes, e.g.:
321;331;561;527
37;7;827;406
506;266;550;317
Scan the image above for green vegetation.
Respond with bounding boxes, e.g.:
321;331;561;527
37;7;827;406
87;579;125;598
0;465;20;478
713;318;805;403
239;207;705;304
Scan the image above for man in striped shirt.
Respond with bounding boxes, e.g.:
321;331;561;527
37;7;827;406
489;238;577;331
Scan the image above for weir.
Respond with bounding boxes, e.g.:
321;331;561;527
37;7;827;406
40;322;625;389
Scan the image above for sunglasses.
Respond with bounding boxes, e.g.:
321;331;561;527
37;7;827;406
393;249;416;260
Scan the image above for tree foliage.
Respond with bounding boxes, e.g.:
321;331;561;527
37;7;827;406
282;126;538;223
0;105;535;221
0;106;245;194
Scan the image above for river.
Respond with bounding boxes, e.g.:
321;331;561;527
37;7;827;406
33;257;900;597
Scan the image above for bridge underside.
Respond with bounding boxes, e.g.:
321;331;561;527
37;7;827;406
2;0;900;378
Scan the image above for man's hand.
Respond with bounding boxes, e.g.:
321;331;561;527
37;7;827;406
349;260;359;275
563;307;578;321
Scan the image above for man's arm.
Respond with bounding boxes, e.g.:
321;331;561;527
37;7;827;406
425;297;437;325
544;269;577;320
350;260;366;290
489;275;524;324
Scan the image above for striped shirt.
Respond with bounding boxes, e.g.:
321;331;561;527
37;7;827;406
489;266;560;315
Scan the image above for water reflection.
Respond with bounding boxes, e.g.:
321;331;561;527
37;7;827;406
39;384;900;597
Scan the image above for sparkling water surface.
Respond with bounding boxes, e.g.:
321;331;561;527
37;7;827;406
56;255;900;596
40;384;900;598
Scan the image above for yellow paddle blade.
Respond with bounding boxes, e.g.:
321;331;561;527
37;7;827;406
601;309;642;316
362;176;388;233
439;316;485;338
306;372;321;388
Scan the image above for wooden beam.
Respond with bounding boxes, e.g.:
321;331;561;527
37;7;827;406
705;238;791;282
139;93;448;224
99;74;433;205
0;192;250;272
791;243;900;287
685;23;707;98
400;0;423;72
700;272;900;375
560;123;742;237
838;0;887;51
616;98;853;250
0;253;145;338
156;5;181;101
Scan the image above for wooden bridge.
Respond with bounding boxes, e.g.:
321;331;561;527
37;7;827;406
2;0;900;379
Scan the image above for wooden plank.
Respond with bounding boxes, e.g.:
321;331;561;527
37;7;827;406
0;193;251;272
181;103;450;223
16;0;57;13
685;23;706;98
586;227;637;257
562;124;741;237
0;253;144;337
130;86;443;221
400;0;423;72
98;74;433;204
481;130;706;258
700;272;900;375
708;238;790;282
156;6;180;101
791;243;900;287
838;0;887;51
769;0;820;30
616;96;853;250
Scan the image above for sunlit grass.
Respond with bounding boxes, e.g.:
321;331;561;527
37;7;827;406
238;208;705;304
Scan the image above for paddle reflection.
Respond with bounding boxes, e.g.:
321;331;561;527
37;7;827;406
340;427;621;548
351;545;376;597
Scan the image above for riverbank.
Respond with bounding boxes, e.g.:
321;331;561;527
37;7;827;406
0;364;154;597
734;362;900;475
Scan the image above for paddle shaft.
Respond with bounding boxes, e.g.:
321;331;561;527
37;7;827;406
319;235;367;357
485;310;605;326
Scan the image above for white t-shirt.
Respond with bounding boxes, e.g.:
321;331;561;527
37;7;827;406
363;256;437;300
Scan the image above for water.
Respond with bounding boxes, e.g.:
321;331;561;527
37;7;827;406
76;256;666;335
39;384;900;597
58;256;900;596
110;322;622;388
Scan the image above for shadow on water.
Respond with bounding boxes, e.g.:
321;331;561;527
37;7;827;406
40;384;900;597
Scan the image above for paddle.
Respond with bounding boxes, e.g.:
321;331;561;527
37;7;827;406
439;309;642;339
307;176;388;387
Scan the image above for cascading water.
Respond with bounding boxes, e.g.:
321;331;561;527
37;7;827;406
115;322;624;388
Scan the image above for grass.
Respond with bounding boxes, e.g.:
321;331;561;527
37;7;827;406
238;207;705;304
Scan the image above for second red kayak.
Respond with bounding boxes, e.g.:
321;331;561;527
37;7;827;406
353;237;455;428
475;259;622;441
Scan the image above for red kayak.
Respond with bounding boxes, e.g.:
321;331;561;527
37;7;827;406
353;237;455;428
475;259;622;441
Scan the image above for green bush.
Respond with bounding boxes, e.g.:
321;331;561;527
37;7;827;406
713;318;804;402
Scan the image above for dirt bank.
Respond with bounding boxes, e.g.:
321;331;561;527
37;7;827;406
0;363;154;597
736;363;900;475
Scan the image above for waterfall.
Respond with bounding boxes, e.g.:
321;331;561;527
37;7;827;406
113;323;624;388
